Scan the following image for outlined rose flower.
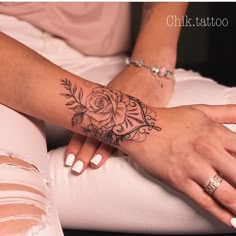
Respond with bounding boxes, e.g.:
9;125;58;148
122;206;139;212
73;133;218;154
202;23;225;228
61;79;161;145
85;88;129;128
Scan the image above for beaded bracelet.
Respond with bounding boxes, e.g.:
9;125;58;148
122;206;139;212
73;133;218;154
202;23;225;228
125;57;174;87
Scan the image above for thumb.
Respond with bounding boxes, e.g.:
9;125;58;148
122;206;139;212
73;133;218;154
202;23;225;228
193;104;236;124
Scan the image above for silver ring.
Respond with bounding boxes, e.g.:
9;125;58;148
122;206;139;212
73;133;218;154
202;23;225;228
204;174;223;196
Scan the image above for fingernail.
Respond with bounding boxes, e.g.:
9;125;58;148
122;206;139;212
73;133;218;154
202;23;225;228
90;154;102;166
72;160;84;174
230;218;236;228
65;154;75;167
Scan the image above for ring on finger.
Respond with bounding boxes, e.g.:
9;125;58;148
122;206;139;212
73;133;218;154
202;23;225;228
204;174;224;196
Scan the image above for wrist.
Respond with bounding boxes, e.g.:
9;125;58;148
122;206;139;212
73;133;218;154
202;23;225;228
119;105;164;155
109;65;175;108
131;46;177;72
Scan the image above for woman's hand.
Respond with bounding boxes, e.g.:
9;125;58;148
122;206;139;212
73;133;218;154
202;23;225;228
64;66;175;174
121;104;236;228
64;133;114;173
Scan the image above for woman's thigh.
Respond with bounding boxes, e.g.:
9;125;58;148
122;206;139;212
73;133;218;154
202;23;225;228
0;105;63;235
49;148;235;234
48;71;236;234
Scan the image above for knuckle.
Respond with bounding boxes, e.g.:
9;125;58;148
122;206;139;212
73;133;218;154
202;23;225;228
181;152;199;170
199;197;215;211
208;122;221;135
219;189;235;205
165;153;195;189
167;166;186;188
194;138;214;156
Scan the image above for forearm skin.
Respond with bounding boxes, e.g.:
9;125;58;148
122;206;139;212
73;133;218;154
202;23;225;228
132;2;188;69
122;3;188;107
0;32;161;148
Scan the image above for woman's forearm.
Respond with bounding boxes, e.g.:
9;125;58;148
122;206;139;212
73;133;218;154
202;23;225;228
0;32;97;129
0;32;160;147
132;2;188;70
122;3;188;107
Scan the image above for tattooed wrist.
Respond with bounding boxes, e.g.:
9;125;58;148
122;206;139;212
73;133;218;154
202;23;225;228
60;79;161;146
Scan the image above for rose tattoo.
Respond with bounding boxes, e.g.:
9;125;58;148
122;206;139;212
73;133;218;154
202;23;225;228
86;87;129;129
60;79;161;146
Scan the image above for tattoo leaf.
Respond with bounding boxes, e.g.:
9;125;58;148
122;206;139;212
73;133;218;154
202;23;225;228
61;79;70;90
66;100;76;106
73;84;77;95
60;93;73;98
68;79;72;87
78;88;83;102
69;104;87;113
72;113;84;127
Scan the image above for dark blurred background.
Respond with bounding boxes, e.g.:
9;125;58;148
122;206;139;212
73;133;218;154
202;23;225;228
178;2;235;87
64;2;236;236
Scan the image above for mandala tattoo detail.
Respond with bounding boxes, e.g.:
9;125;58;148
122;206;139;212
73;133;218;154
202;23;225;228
60;79;161;146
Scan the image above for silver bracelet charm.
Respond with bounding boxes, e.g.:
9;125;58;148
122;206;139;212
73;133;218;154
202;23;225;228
125;57;174;87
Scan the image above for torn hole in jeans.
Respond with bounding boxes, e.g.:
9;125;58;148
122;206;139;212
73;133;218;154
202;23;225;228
0;151;51;235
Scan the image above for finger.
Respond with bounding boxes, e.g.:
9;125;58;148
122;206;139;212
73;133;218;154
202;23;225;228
194;130;236;186
72;137;100;175
212;178;236;215
193;166;236;220
90;143;115;169
183;180;236;228
65;133;85;167
219;125;236;154
213;150;236;187
194;137;236;186
193;104;236;124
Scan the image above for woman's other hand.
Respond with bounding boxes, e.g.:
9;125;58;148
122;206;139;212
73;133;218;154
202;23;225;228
121;104;236;228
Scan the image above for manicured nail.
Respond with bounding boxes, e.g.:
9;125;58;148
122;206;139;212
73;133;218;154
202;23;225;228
90;154;102;166
72;160;84;174
230;218;236;228
65;154;75;167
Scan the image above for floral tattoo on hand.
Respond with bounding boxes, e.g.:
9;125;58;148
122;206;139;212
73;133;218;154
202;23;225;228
60;79;161;146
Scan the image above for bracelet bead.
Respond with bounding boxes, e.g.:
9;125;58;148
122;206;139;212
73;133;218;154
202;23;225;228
151;66;160;75
125;57;174;87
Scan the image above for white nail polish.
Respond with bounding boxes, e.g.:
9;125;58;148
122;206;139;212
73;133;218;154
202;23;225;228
230;218;236;228
72;160;84;174
90;154;102;166
65;154;75;167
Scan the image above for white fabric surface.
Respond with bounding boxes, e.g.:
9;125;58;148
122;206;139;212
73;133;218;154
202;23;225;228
0;13;236;235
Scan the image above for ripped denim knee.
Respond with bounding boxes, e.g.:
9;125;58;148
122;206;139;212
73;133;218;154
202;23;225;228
0;149;51;236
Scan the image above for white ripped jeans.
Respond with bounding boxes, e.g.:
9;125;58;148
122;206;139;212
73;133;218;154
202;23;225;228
1;14;236;235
